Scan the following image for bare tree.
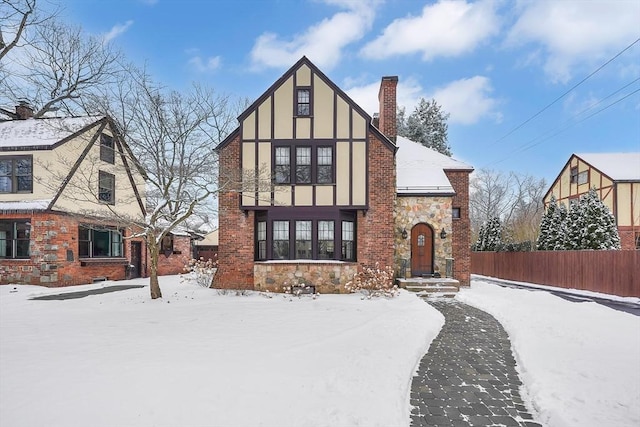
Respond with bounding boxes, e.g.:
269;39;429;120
470;168;546;243
0;15;123;117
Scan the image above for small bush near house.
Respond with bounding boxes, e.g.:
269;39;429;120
345;263;399;299
283;282;319;300
182;256;218;288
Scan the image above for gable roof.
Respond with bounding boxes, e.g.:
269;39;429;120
0;116;105;150
575;152;640;181
396;136;473;195
216;56;396;152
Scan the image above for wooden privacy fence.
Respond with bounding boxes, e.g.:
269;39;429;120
471;250;640;297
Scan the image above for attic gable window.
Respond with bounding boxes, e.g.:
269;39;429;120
100;134;115;164
0;156;33;194
98;171;115;204
296;88;311;116
570;167;588;184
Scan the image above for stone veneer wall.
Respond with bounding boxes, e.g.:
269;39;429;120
0;211;144;286
394;196;453;278
254;262;358;294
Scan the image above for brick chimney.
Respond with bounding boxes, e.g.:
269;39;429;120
377;76;398;142
15;102;34;119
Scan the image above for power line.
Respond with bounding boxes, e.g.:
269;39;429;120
490;37;640;146
486;85;640;167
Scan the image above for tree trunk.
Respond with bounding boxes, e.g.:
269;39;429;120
148;245;162;299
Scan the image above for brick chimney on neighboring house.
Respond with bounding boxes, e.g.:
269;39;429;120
377;76;398;142
15;102;34;119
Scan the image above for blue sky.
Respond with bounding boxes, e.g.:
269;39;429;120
56;0;639;184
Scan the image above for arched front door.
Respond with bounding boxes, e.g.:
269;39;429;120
411;223;434;277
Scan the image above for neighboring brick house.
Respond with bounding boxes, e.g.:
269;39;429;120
544;152;640;250
214;57;472;292
0;106;151;286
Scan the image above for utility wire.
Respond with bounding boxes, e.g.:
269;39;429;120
486;85;640;167
490;37;640;146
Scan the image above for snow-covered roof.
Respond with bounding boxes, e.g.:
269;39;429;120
575;153;640;181
396;136;473;195
0;116;104;149
0;199;51;211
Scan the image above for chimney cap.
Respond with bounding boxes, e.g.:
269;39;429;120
381;76;398;82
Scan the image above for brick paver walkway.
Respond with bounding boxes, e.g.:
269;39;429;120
410;299;542;427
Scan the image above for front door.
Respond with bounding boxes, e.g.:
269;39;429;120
129;241;142;279
411;223;433;277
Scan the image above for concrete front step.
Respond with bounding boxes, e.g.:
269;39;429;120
397;277;460;298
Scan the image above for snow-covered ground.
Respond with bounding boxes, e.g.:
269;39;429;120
458;280;640;427
0;276;442;427
1;276;638;427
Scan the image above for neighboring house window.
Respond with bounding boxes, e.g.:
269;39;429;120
296;147;312;184
296;88;311;116
100;134;115;164
273;220;290;259
318;220;334;260
317;146;333;184
79;225;123;258
161;235;174;256
255;212;356;261
570;167;588;184
98;171;115;204
0;156;33;193
295;220;312;259
341;220;355;261
275;147;291;184
0;220;30;259
452;207;461;219
257;221;267;260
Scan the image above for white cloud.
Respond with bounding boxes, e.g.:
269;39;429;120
250;0;378;70
346;75;500;125
102;20;134;43
188;55;222;73
507;0;640;83
360;0;499;60
432;76;501;124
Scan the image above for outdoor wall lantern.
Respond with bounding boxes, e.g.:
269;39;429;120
440;228;447;239
401;228;408;239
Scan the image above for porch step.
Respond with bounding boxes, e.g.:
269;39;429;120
397;278;460;299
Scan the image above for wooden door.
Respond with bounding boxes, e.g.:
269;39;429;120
411;223;433;277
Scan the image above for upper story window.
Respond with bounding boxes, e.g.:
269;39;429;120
317;146;333;184
296;147;311;184
0;156;33;194
273;145;334;185
275;147;291;184
100;134;115;164
296;88;311;116
0;220;30;259
570;167;588;184
452;207;461;219
78;225;123;258
98;171;115;204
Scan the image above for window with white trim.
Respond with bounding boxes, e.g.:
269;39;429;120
100;134;115;164
0;156;33;193
0;220;30;259
79;225;123;258
98;171;115;204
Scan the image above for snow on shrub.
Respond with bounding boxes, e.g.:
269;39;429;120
181;256;218;287
345;263;399;299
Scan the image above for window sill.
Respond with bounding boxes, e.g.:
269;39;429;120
80;257;128;266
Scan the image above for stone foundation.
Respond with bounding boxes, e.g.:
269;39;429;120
254;261;359;294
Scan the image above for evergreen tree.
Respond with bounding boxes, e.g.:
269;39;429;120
473;222;487;251
397;98;452;156
551;202;569;250
537;195;557;250
484;216;502;251
577;188;621;249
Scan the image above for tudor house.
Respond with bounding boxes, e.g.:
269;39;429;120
0;106;151;286
214;57;472;292
544;152;640;250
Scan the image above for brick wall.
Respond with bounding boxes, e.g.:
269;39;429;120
444;170;472;286
212;134;256;289
617;226;638;250
0;211;144;287
357;133;396;271
377;76;398;142
152;235;192;276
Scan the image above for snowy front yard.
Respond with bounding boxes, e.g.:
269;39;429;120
1;276;639;427
0;276;442;427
